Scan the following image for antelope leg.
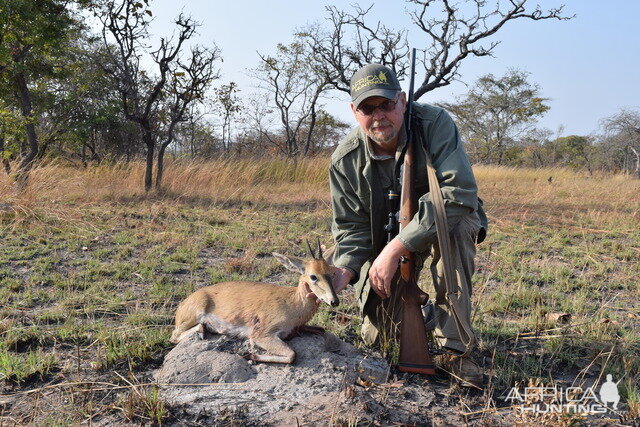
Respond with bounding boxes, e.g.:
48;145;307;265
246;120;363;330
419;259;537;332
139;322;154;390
249;335;296;364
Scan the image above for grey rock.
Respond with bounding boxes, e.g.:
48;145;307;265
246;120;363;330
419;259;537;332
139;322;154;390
156;332;391;425
155;335;255;384
357;356;390;384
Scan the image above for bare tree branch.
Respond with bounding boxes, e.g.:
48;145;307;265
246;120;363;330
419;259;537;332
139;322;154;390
253;39;332;157
297;5;409;93
408;0;573;99
300;1;571;99
155;43;220;187
95;0;220;190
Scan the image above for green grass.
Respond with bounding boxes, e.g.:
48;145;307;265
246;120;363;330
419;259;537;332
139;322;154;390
117;384;169;424
0;343;58;384
97;328;171;370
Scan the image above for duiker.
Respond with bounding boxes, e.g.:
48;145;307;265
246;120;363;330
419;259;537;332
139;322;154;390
170;241;338;364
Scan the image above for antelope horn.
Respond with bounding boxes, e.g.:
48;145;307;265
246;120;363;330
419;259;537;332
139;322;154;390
306;239;316;259
316;238;323;259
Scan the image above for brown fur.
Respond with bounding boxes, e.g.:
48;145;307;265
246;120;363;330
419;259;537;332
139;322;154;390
170;254;338;364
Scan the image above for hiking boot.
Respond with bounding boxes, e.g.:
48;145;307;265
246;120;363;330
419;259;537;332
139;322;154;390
435;351;484;388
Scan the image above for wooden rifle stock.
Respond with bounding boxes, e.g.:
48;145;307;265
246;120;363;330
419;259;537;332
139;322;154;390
396;48;435;375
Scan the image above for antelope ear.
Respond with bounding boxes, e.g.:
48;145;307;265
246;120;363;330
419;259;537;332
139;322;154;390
320;244;336;266
272;252;305;274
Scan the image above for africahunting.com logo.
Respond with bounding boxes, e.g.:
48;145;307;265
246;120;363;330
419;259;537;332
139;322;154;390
505;374;623;415
351;71;389;92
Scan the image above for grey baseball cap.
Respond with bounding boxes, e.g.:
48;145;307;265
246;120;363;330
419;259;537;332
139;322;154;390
350;64;401;109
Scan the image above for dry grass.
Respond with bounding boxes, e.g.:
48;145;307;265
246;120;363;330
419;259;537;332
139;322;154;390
0;157;330;204
475;164;640;226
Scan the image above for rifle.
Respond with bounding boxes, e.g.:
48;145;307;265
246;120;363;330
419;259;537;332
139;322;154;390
395;48;435;375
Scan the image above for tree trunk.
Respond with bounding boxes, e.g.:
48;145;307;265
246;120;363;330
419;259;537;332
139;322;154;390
286;131;298;158
142;128;154;192
189;124;196;157
126;129;132;162
623;149;629;175
14;72;39;190
155;144;166;190
303;103;317;157
222;116;230;152
0;136;11;175
496;147;503;165
630;146;640;179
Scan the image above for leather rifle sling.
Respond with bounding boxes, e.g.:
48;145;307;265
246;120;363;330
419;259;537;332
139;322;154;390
416;122;476;355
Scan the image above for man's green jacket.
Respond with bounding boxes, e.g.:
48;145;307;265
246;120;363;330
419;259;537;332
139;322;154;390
329;102;488;309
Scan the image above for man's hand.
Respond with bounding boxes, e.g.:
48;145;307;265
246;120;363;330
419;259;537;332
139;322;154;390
332;266;354;294
303;267;353;303
303;281;320;304
369;238;407;299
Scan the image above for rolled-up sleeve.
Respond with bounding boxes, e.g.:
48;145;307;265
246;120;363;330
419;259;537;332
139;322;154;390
330;162;371;282
397;109;478;253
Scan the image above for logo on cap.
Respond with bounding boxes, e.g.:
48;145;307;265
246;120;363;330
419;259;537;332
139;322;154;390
351;71;391;93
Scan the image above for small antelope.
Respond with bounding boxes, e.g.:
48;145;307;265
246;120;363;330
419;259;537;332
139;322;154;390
170;241;339;364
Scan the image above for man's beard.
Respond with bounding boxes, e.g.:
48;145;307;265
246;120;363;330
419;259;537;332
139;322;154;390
367;120;399;145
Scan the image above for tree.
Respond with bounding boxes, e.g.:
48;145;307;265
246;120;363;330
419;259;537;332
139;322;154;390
166;102;222;157
439;69;549;164
547;135;594;173
0;0;82;188
601;108;640;178
0;102;23;174
298;6;409;94
214;82;242;153
301;109;350;154
300;1;571;99
19;32;139;166
407;0;571;99
516;127;553;168
242;92;278;154
96;0;220;191
254;39;331;157
154;45;220;188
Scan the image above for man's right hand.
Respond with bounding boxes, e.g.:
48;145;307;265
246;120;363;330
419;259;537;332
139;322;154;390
368;237;405;299
332;266;354;294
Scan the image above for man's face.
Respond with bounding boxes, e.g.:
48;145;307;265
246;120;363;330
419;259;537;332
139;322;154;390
351;92;407;147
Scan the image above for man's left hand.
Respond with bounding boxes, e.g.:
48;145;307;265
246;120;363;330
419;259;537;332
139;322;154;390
368;238;407;299
332;266;354;294
303;282;320;304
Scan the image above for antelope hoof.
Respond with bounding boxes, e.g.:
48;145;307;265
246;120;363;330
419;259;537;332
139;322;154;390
197;323;205;340
245;353;262;365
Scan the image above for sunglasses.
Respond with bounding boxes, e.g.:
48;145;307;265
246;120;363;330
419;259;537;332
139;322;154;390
356;97;399;116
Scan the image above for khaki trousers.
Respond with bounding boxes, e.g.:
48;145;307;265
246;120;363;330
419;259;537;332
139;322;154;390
361;211;481;353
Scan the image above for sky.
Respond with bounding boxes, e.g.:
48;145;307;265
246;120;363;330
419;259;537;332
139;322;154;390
149;1;640;137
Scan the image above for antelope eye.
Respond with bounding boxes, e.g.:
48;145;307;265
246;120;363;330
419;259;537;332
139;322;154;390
309;274;318;282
